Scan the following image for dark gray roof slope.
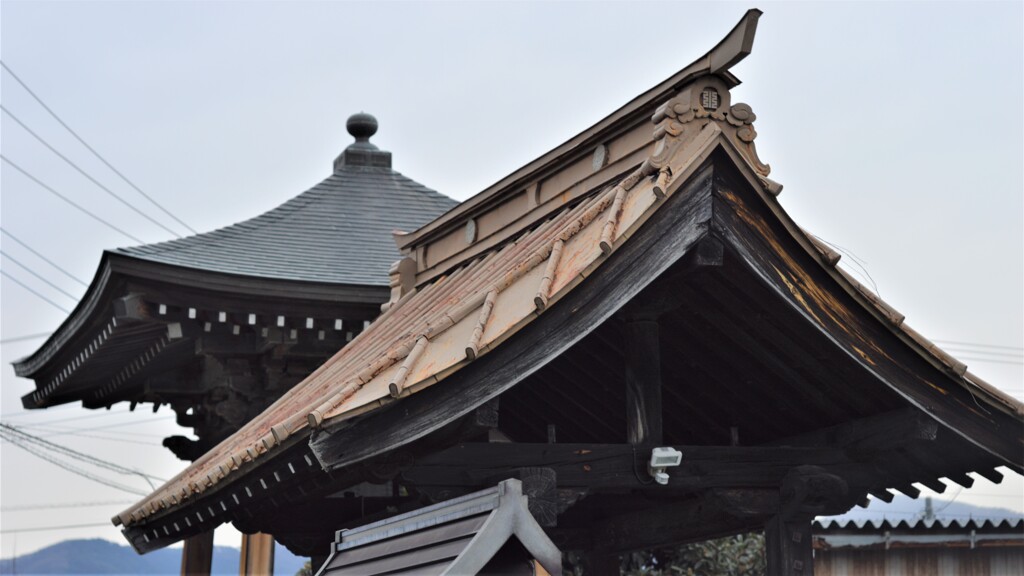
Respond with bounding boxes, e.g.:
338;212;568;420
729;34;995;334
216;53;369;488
117;115;456;286
116;168;455;285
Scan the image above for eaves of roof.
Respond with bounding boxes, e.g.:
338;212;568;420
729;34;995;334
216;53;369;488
111;10;1023;549
13;251;390;384
113;126;1024;543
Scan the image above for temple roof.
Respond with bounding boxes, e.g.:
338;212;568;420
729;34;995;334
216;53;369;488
13;113;456;403
113;11;1023;553
115;115;456;285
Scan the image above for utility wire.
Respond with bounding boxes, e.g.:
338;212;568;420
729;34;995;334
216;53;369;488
1;407;149;424
2;500;134;512
28;415;176;437
957;357;1023;367
1;249;78;300
0;60;197;234
22;423;168;443
1;154;144;243
1;228;87;286
2;105;183;238
0;434;149;496
1;269;70;313
1;422;165;487
0;331;51;344
0;522;112;534
935;339;1023;352
944;348;1023;359
0;403;78;419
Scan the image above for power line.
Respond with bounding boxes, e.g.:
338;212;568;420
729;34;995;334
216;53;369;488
0;60;197;234
1;269;70;313
1;227;87;286
1;249;79;300
1;422;166;483
1;407;148;424
2;104;184;238
1;154;144;243
0;403;78;419
19;425;164;447
945;348;1023;360
0;434;149;496
0;331;51;344
958;357;1023;367
29;414;176;436
2;500;134;512
0;522;112;534
934;339;1023;352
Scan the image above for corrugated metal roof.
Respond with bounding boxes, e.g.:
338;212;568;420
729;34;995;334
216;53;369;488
815;518;1024;531
116;132;455;285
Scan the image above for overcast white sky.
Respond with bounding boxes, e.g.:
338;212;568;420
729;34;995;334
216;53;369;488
1;0;1021;560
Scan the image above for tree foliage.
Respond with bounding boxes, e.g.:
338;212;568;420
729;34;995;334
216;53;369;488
567;532;765;576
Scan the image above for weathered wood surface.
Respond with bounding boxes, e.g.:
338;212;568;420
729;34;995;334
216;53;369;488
180;530;214;576
711;166;1022;470
310;163;716;471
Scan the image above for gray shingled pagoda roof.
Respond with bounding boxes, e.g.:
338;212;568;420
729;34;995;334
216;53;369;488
116;114;456;286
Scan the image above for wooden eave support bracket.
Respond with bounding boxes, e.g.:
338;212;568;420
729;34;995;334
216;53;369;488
765;466;849;576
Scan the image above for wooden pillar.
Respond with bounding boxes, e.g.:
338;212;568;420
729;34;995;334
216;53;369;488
239;532;275;576
624;318;662;446
180;530;214;576
763;466;848;576
764;516;814;576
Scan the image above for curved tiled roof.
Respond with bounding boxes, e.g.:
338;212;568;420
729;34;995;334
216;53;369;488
115;166;456;285
114;123;1024;534
112;14;1024;546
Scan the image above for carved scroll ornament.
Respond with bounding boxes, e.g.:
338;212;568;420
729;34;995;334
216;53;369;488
650;77;771;179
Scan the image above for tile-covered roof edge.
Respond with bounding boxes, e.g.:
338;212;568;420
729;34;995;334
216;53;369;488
12;251;392;385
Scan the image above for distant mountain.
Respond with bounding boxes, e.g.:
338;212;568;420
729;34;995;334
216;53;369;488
0;539;307;575
819;494;1023;526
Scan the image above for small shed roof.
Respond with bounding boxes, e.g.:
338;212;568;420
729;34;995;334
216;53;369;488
316;479;561;576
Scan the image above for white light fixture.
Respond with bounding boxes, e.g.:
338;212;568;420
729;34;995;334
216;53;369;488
648;447;683;485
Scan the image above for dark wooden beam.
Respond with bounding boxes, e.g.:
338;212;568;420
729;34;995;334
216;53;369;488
768;408;938;455
402;443;853;492
764;466;848;576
